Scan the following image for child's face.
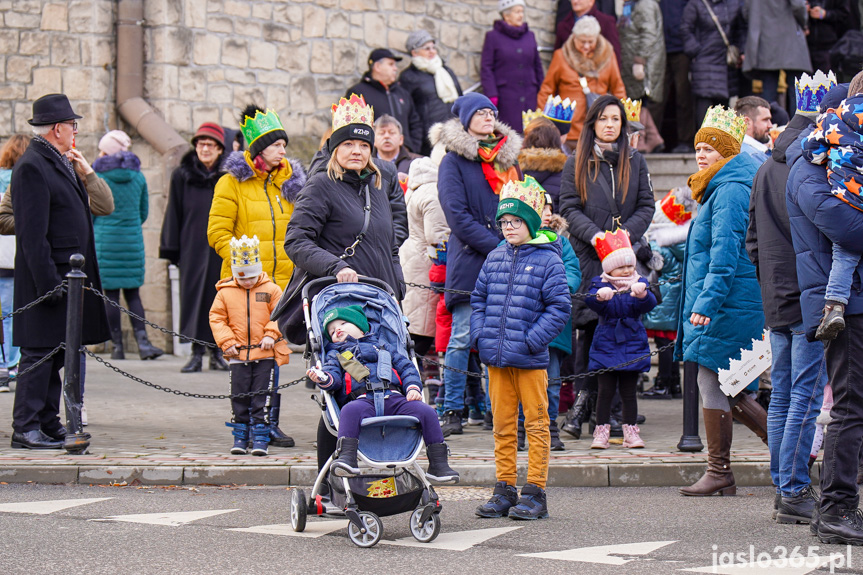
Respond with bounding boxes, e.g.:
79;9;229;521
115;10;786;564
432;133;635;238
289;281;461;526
235;275;259;289
541;204;553;228
609;265;635;277
498;214;531;246
328;319;365;343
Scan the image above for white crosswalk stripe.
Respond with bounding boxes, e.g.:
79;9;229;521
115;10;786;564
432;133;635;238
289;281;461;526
380;526;522;551
91;509;239;526
519;540;678;565
0;497;113;515
229;521;350;538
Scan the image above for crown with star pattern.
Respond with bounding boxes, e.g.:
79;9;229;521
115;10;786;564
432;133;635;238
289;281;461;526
331;93;374;133
700;105;746;144
795;70;837;114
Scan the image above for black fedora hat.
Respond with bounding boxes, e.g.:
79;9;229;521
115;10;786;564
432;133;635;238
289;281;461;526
28;94;82;126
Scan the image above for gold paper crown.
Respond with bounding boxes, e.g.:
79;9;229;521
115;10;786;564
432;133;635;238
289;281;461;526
621;98;642;123
331;94;374;133
700;105;746;144
522;108;542;131
229;235;262;277
499;175;546;219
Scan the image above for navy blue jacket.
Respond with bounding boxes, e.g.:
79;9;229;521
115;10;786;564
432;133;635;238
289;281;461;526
787;129;863;341
586;276;657;372
470;231;572;370
317;333;422;407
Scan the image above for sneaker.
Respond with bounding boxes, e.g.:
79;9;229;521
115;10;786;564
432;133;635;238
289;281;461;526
815;301;846;341
0;384;9;393
777;485;819;524
475;481;518;518
591;424;610;449
622;424;645;448
818;507;863;545
440;410;463;437
467;407;484;426
509;483;549;520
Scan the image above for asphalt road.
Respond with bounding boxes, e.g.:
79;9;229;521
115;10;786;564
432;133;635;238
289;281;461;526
0;483;859;574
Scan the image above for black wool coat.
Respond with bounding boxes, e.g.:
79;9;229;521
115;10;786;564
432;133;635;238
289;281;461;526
398;64;463;156
346;74;424;154
159;150;226;341
11;139;110;348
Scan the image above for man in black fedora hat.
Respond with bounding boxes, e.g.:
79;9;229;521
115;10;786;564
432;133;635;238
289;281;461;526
9;93;110;449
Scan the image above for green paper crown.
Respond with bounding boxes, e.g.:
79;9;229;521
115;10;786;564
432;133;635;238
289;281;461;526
240;108;285;148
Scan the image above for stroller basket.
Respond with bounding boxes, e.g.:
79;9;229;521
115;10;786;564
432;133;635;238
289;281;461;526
328;469;424;517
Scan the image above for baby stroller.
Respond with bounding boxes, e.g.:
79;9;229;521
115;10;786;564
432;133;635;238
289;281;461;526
288;276;445;548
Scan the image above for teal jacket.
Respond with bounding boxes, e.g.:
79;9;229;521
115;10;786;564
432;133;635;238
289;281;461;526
675;154;765;372
643;242;684;332
546;216;581;355
93;152;148;290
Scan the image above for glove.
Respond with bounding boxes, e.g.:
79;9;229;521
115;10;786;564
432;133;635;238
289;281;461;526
648;250;664;271
632;63;645;81
590;232;602;247
630;282;647;299
45;285;67;307
596;287;614;301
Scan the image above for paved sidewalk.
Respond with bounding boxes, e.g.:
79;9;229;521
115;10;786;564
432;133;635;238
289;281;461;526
0;354;790;487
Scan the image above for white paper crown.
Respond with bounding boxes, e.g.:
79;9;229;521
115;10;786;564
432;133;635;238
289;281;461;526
795;70;838;114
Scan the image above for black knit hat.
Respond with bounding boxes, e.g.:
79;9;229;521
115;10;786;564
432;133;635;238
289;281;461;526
239;104;289;159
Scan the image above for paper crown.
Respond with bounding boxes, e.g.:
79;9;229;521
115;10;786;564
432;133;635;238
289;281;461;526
541;95;576;135
621;98;642;123
522;108;543;131
239;109;284;149
331;93;374;132
594;228;633;262
499;175;546;219
230;235;262;278
700;105;746;144
659;188;694;225
795;70;837;114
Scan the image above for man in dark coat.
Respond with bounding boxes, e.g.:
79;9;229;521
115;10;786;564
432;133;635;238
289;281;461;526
10;94;110;449
346;49;424;154
554;0;622;64
373;114;421;176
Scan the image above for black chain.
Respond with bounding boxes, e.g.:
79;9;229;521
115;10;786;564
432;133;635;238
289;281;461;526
0;282;67;322
404;275;682;299
0;343;66;385
82;348;305;399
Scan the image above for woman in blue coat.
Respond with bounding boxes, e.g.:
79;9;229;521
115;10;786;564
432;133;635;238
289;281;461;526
675;107;767;498
93;131;163;361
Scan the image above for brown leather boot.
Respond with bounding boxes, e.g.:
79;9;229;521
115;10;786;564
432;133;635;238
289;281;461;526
680;408;737;497
732;393;768;446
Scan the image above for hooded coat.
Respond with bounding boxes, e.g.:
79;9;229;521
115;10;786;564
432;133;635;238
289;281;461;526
208;151;307;289
399;62;463;156
742;0;812;74
92;152;148;290
619;0;666;103
675;153;765;372
436;118;523;309
680;0;747;100
519;147;568;213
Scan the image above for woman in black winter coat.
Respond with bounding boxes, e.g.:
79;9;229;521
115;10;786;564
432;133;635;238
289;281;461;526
680;0;747;126
558;95;656;438
518;118;568;213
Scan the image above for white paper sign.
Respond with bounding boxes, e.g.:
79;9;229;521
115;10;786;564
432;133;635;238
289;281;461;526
718;330;772;397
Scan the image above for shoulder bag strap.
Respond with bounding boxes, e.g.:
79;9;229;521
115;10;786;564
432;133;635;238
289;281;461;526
700;0;731;49
595;161;623;231
341;183;372;259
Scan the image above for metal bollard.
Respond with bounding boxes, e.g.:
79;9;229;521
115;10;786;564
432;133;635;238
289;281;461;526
63;254;90;454
677;361;704;452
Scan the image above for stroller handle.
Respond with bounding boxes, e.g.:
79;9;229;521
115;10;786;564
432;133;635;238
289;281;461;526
302;275;396;302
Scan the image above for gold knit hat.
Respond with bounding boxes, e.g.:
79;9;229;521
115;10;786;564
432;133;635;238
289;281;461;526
694;105;746;158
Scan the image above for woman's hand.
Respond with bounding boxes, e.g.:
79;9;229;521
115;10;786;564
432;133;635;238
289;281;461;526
259;336;275;350
690;313;711;326
336;267;358;283
596;287;614;301
406;389;422;401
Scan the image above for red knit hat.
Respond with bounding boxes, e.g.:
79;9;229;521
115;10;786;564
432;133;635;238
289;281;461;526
191;122;225;148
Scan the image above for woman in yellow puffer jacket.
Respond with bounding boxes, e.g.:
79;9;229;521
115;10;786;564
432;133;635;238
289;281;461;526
208;105;307;290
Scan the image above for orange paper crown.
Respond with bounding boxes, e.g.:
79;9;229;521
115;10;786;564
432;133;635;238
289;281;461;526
659;189;693;225
594;229;633;261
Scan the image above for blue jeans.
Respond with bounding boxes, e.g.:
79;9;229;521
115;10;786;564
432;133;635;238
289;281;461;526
519;347;562;424
442;303;471;413
826;244;861;305
0;277;20;369
768;322;827;496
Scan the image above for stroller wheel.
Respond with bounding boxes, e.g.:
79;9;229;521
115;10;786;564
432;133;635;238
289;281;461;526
409;507;441;543
290;488;307;532
347;511;383;548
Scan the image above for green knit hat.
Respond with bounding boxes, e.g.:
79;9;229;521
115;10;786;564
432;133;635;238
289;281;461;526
322;305;369;341
496;176;546;239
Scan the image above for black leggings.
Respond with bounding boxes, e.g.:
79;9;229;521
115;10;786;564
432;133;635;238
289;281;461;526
573;322;598;395
596;371;639;426
655;336;678;380
105;288;145;333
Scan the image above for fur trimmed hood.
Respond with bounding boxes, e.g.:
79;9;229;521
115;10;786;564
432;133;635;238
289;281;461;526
564;35;615;78
92;151;141;173
223;151;307;202
433;118;523;168
518;147;568;173
544;214;569;235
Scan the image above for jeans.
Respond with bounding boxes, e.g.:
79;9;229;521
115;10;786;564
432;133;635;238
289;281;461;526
826;244;861;305
442;303;471;413
519;347;562;424
767;323;827;496
0;277;19;369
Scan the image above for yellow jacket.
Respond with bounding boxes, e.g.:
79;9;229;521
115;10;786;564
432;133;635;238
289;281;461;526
207;151;307;289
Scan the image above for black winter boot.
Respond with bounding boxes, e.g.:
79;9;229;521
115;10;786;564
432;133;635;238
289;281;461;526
509;483;549;520
670;372;682;398
475;481;518;518
110;328;125;360
483;409;494;431
549;420;565;451
181;343;204;373
134;329;164;360
425;442;459;483
641;377;673;399
562;390;589;439
517;420;526;451
441;410;463;437
332;437;360;477
209;347;229;371
268;393;295;448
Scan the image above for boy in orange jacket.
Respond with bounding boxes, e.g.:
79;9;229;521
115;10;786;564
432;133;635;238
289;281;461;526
209;235;290;456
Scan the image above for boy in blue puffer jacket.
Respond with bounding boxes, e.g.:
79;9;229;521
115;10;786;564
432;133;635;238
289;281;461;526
471;177;571;520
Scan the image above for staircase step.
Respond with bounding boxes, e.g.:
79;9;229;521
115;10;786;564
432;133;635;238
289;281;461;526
644;153;698;198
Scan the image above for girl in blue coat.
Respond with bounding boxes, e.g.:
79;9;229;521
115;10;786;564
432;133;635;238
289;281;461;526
585;229;657;449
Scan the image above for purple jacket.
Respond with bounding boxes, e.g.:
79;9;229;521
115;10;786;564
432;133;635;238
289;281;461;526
480;20;545;132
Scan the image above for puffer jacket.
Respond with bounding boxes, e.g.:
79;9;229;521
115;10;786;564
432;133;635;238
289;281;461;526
675;154;765;372
519;147;567;213
437;118;522;310
470;231;572;370
546;215;581;355
643;242;685;331
208;272;290;365
585;276;658;371
92;152;148;290
317;332;422;407
619;0;666;103
400;154;450;337
681;0;746;100
208;151;307;289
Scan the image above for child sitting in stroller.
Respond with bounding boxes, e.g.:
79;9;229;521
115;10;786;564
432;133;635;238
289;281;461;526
306;305;458;483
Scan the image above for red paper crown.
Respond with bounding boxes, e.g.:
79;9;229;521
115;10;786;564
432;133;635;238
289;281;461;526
660;189;693;225
594;229;632;261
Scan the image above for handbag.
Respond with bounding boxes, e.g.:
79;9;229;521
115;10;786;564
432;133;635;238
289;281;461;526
579;77;600;109
273;183;372;345
700;0;740;68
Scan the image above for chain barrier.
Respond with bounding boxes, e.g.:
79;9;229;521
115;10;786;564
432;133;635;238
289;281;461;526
0;343;66;385
404;275;682;299
0;282;67;323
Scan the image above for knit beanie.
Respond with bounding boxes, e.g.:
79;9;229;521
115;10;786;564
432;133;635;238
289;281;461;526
452;93;498;131
191;122;226;149
323;305;370;341
694;106;746;158
240;105;289;159
328;94;375;153
98;130;132;156
496;176;546;239
406;29;434;54
694;127;740;159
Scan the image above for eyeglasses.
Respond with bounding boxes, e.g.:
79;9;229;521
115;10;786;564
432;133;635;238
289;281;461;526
474;109;497;118
417;43;437;52
497;218;524;230
59;121;77;131
196;140;220;149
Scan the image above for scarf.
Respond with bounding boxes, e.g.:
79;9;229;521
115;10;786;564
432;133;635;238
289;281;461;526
478;135;520;195
35;136;76;179
687;156;734;204
411;55;460;104
601;270;641;291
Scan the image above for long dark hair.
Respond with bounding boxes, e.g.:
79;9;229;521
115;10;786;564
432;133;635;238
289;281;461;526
574;95;631;205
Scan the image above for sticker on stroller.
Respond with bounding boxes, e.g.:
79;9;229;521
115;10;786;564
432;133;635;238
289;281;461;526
338;351;371;382
367;477;398;498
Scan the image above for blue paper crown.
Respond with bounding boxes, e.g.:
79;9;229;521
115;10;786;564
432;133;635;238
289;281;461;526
541;95;576;123
796;71;837;114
